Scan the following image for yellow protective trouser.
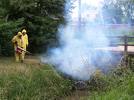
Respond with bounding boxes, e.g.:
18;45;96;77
21;51;26;61
15;52;24;62
21;47;26;61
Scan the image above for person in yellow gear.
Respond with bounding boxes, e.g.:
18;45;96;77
12;32;24;62
21;29;29;60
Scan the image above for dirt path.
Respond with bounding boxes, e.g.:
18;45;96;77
63;90;89;100
24;56;41;64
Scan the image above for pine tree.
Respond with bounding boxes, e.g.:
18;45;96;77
0;0;66;56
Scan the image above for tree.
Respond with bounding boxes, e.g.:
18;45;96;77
0;0;66;56
102;0;134;24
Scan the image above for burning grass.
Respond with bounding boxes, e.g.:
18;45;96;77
0;57;73;100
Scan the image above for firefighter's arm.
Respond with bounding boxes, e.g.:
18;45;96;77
12;36;18;46
26;34;29;47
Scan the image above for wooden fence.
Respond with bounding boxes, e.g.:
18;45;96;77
110;35;134;67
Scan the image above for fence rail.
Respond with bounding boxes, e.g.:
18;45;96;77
109;35;134;67
109;35;134;54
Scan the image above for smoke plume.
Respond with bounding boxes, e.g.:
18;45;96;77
42;0;116;80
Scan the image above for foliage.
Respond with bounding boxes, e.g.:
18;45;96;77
89;67;134;100
0;18;24;56
0;0;66;56
102;0;134;24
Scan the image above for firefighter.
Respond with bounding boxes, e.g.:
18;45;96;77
12;32;24;62
21;29;29;60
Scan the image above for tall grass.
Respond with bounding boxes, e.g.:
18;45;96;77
0;58;73;100
89;67;134;100
1;58;134;100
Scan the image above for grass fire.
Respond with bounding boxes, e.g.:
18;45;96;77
0;0;134;99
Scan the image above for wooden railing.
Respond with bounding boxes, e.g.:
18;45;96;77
108;35;134;67
107;35;134;54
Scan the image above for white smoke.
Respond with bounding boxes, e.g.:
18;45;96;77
42;0;113;80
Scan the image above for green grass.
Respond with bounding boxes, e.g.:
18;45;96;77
0;58;73;100
89;68;134;100
1;57;134;100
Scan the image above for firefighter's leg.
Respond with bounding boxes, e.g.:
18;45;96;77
20;51;25;62
15;52;20;62
22;51;25;61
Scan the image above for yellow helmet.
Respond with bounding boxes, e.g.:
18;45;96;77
17;32;22;36
22;29;27;33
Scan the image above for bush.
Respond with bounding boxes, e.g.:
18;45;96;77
89;67;134;100
0;0;66;56
0;18;24;56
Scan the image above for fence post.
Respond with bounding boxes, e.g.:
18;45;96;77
124;35;128;67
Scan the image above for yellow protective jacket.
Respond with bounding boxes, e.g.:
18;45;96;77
12;35;23;50
22;34;28;50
